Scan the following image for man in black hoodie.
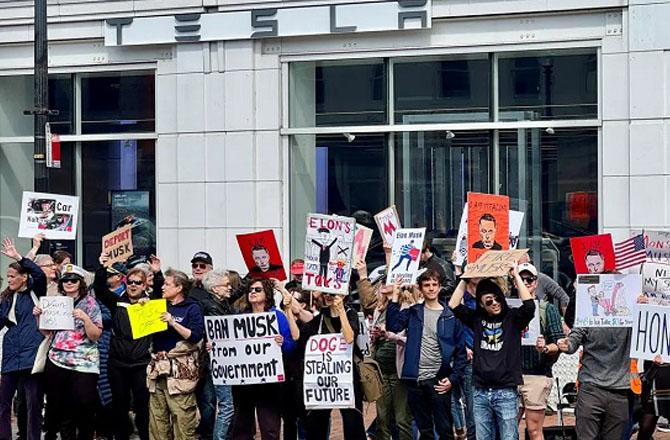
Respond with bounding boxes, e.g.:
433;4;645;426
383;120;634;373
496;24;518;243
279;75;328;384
449;263;535;440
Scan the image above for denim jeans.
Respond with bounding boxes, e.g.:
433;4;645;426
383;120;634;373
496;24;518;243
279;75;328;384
214;385;234;440
405;377;454;440
451;363;475;439
197;372;217;440
473;386;519;440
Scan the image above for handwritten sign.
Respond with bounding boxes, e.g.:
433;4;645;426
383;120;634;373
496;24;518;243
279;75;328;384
126;299;167;339
574;274;641;327
507;298;540;346
356;312;371;357
39;296;74;330
642;262;670;305
102;225;134;267
353;225;373;263
630;304;670;363
386;228;425;285
467;192;510;263
374;206;401;246
304;333;355;409
205;313;285;386
18;191;79;240
633;230;670;264
570;234;615;274
461;249;529;279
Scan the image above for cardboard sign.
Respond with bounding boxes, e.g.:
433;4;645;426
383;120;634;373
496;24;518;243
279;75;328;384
39;296;74;330
630;303;670;363
205;313;285;386
353;225;373;264
570;234;616;274
461;249;529;279
574;274;642;327
374;206;402;246
642;262;670;305
302;214;356;295
467;193;510;263
386;228;425;285
507;298;541;346
304;334;355;410
236;230;287;281
632;230;670;265
101;225;134;267
18;191;79;240
126;299;168;339
356;312;371;357
455;203;525;266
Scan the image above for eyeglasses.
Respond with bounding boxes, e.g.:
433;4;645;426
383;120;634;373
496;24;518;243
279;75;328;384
484;298;500;307
192;263;208;270
127;280;144;286
62;279;80;284
249;287;263;293
521;276;537;284
39;263;55;268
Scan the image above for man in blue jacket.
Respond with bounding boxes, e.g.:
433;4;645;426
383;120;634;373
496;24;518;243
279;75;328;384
387;269;467;440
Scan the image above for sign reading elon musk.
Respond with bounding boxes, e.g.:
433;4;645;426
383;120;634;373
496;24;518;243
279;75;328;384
104;0;431;46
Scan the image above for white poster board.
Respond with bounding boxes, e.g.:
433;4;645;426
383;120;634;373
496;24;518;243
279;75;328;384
507;298;541;346
205;313;285;385
386;228;425;285
642;262;670;305
302;214;356;295
630;303;670;362
454;203;525;266
18;192;79;240
374;206;402;246
356;312;371;357
304;334;355;410
574;274;642;327
39;296;74;330
633;230;670;265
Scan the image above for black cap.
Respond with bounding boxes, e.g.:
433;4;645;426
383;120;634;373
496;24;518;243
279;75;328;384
107;262;128;276
126;254;148;269
191;251;213;266
475;278;504;302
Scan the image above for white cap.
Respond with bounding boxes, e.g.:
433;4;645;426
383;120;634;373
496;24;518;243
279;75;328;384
60;264;87;279
518;262;538;277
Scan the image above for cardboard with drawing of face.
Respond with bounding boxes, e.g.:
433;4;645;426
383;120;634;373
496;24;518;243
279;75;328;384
467;192;509;264
236;230;287;281
570;234;615;275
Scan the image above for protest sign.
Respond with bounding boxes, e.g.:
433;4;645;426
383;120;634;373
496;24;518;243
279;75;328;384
632;230;670;264
642;262;670;305
101;225;133;267
455;204;525;266
461;249;528;279
236;230;287;281
374;206;401;246
574;274;641;327
205;313;285;385
507;298;540;346
304;333;355;410
18;192;79;240
126;299;167;339
353;225;373;264
39;296;74;330
302;214;356;295
386;228;425;285
467;193;510;264
630;303;670;363
356;312;371;357
570;234;615;274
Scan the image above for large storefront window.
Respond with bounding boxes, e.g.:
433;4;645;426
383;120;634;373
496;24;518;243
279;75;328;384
289;49;599;274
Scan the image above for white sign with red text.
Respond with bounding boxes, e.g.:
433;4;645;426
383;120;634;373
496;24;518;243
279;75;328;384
303;333;355;410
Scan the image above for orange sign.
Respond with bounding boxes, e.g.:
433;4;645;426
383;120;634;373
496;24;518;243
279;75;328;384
467;192;510;263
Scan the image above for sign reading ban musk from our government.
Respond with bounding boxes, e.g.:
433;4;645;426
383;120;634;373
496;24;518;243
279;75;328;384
205;313;285;386
304;334;355;410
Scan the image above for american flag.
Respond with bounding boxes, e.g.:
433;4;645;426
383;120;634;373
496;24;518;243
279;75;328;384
614;234;647;270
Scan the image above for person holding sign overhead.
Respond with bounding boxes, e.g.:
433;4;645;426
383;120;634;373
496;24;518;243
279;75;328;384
147;269;204;440
35;263;103;440
230;278;297;440
0;238;47;440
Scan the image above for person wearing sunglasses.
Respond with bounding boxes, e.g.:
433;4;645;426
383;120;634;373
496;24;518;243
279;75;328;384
449;263;535;440
36;263;103;440
512;263;563;440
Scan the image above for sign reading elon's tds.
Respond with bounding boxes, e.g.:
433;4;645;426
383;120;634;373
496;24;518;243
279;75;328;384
105;0;431;46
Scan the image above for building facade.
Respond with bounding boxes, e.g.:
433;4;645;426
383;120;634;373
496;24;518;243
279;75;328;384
0;0;667;277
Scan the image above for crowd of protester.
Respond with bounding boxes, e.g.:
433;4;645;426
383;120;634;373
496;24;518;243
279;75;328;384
0;232;668;440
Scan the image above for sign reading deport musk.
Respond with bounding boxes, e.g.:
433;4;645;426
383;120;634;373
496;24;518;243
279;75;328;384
105;0;431;46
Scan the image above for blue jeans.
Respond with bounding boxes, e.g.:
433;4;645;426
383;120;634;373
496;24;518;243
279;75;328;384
197;372;217;440
473;387;519;440
451;363;476;439
214;385;234;440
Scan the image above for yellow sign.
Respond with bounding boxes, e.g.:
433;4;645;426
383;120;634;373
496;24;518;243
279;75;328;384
127;299;167;339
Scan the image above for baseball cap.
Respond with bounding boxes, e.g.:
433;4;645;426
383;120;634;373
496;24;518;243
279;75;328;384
61;264;87;281
191;251;213;266
106;262;128;276
290;259;304;275
518;263;538;277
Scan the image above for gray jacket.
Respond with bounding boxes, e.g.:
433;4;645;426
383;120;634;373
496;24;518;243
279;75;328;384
536;273;570;311
564;327;631;390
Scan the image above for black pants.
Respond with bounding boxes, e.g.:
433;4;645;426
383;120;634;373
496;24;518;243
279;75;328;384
0;370;43;440
304;382;366;440
405;377;454;440
282;378;306;440
232;384;282;440
575;383;630;440
45;359;99;440
109;363;150;440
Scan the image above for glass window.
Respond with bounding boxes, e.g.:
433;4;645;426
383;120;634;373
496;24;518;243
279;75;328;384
81;73;155;133
289;60;387;127
498;50;597;121
290;134;388;264
394;55;491;124
81;140;156;269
